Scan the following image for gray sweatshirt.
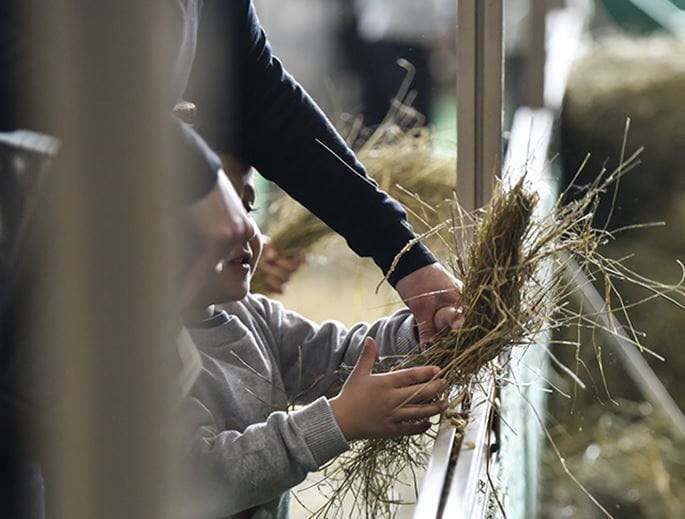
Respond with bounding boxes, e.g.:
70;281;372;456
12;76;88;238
181;294;418;518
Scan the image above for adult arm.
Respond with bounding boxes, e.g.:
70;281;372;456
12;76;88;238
188;1;463;339
186;0;435;285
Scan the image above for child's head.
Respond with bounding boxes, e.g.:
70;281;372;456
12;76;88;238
196;159;263;308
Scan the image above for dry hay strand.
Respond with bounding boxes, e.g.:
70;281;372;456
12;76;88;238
563;36;685;408
305;149;685;518
256;125;455;295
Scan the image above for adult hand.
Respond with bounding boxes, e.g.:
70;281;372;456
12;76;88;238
330;337;448;441
180;171;255;309
395;263;464;346
257;238;306;294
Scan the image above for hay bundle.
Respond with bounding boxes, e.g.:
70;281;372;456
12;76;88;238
308;150;685;518
408;178;538;385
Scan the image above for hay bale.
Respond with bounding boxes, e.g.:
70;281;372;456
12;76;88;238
562;34;685;408
562;35;685;226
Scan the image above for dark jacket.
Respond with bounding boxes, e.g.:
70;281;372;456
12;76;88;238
185;0;435;283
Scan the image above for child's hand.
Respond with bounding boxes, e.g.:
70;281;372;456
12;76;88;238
330;337;449;441
258;239;306;294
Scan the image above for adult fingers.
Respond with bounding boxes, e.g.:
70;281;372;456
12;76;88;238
391;401;448;422
386;366;441;388
416;317;438;347
434;305;464;331
417;302;463;345
395;263;463;345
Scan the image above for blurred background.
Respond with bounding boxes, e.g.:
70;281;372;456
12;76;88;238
3;1;684;518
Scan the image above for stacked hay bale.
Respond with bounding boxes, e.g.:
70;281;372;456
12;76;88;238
562;35;685;227
542;403;685;519
542;34;685;519
561;34;685;405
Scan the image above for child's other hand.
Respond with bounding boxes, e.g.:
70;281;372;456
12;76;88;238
258;239;306;294
330;337;448;441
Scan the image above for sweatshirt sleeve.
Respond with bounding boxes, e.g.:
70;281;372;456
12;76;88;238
185;0;436;285
180;393;348;517
250;294;420;403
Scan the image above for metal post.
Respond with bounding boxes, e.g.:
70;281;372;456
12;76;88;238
526;0;547;108
413;3;505;517
456;0;503;214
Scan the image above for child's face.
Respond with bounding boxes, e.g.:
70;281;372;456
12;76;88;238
203;165;263;305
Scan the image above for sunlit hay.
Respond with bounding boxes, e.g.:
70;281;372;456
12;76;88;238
542;402;685;519
306;433;435;519
262;196;336;258
308;150;685;518
262;125;456;262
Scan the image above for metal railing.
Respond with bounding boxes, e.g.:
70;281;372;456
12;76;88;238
413;2;590;517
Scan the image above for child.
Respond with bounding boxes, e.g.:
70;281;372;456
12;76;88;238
181;164;448;518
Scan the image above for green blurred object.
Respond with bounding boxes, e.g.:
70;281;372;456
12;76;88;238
599;0;685;34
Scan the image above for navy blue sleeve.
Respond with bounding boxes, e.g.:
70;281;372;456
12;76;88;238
186;0;436;285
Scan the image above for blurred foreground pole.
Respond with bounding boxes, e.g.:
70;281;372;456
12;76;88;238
31;2;179;518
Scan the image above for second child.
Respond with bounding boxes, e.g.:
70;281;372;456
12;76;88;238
181;164;448;518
